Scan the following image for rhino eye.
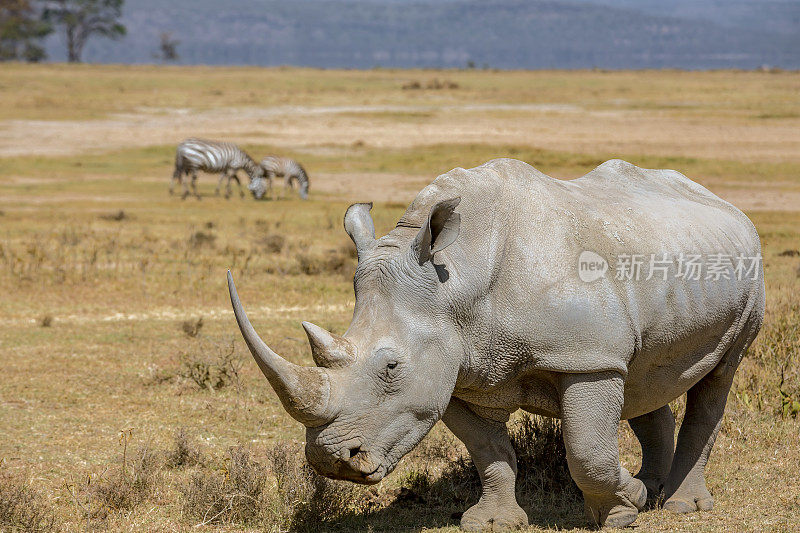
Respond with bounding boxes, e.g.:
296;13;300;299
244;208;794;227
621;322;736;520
386;361;398;370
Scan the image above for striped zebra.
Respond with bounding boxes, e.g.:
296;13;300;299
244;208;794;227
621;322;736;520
251;156;309;200
171;138;264;199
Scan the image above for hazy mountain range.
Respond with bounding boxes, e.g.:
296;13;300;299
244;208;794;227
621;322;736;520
43;0;800;69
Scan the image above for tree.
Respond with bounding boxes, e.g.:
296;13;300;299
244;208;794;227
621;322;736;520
0;0;52;62
154;31;179;63
43;0;125;63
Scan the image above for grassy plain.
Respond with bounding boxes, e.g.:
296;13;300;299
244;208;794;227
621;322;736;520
0;64;799;531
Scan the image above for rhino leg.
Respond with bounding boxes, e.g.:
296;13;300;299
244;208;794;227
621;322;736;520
629;405;675;505
560;371;647;529
442;398;528;532
663;298;763;515
663;358;739;513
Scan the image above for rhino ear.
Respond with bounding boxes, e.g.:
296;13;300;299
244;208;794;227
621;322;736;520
344;202;376;261
412;197;461;265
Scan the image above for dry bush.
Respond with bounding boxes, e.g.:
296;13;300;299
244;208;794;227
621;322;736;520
180;446;270;526
179;339;242;391
92;443;160;513
270;442;362;531
427;79;459;90
181;317;204;338
39;314;53;327
399;414;579;512
188;230;216;249
99;210;128;221
259;233;286;254
339;241;358;260
179;442;362;530
511;415;579;500
295;248;352;276
65;438;161;523
402;79;459;90
0;469;57;532
165;427;204;469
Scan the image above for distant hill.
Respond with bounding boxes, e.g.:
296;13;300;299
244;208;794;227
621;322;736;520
43;0;800;69
570;0;800;36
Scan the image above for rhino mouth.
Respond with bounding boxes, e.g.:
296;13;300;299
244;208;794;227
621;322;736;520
362;465;384;484
324;458;385;485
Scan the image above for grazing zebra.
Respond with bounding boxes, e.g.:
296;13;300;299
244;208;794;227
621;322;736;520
251;156;309;200
171;138;264;199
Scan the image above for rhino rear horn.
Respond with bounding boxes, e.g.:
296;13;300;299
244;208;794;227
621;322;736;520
412;197;461;265
302;322;356;368
344;202;375;261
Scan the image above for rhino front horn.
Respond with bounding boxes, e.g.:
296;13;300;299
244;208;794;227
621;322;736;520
227;271;334;427
302;321;356;368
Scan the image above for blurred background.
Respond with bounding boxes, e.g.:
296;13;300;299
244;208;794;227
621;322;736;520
1;1;799;532
2;0;798;68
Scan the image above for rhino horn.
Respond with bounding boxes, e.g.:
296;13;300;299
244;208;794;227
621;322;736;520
227;271;334;427
302;321;356;368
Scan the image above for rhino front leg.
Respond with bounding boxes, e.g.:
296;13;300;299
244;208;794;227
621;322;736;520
442;398;528;532
560;371;647;528
629;404;675;504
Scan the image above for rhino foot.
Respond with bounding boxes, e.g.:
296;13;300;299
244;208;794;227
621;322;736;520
635;474;666;507
584;476;647;529
460;501;528;532
663;488;714;514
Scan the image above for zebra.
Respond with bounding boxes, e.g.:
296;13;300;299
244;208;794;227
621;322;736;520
171;138;264;199
250;156;309;200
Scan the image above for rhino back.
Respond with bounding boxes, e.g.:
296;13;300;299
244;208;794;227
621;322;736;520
401;158;761;389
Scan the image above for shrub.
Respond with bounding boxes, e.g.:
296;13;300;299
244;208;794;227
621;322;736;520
296;248;351;276
180;446;269;526
179;339;242;391
0;470;56;532
189;230;216;248
511;414;579;499
400;414;579;512
92;443;160;513
181;317;203;338
165;427;204;469
270;442;361;531
259;233;286;254
99;210;127;221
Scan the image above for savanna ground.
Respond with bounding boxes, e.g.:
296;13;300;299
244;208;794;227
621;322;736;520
0;65;799;532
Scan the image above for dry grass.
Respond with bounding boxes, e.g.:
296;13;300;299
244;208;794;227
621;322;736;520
0;65;798;531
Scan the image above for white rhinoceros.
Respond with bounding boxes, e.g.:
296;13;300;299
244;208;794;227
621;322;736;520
227;158;764;530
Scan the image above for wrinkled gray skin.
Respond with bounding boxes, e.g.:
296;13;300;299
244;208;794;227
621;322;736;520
228;159;765;530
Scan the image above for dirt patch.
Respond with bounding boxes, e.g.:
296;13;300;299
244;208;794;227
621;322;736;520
2;104;799;164
311;172;430;203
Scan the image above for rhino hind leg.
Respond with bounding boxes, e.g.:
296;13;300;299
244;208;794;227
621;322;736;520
561;371;647;528
629;405;675;506
662;366;733;513
441;398;528;532
664;301;762;515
